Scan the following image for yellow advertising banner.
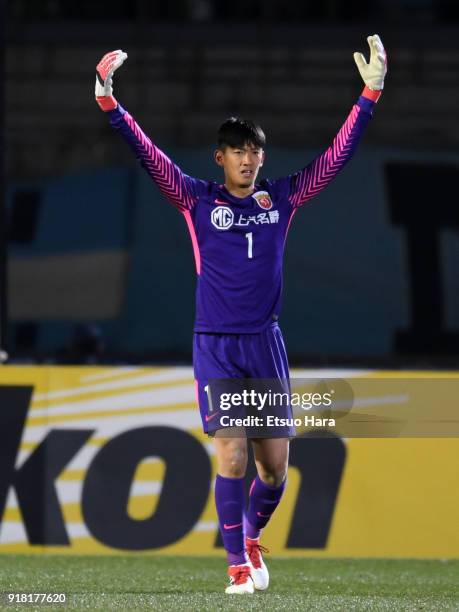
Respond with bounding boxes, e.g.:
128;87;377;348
0;366;458;558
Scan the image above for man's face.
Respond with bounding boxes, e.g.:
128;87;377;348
215;142;265;188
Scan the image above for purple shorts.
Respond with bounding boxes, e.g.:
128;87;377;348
193;322;291;435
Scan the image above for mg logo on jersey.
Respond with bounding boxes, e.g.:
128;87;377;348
252;191;273;210
211;206;234;230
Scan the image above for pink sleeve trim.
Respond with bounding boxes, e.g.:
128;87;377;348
122;112;197;211
183;210;201;275
290;104;360;208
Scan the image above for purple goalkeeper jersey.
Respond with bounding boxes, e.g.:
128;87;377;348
108;95;376;333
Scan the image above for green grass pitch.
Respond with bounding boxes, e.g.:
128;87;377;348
0;555;458;611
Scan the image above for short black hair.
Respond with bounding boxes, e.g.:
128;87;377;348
217;116;266;150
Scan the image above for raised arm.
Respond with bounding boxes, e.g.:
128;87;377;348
279;35;387;209
95;50;205;212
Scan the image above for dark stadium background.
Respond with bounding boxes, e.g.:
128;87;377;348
2;0;459;367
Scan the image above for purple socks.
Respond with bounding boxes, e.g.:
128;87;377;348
215;474;247;565
244;475;286;540
215;473;287;564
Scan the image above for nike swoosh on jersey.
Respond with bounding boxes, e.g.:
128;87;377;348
257;512;270;518
223;522;243;530
205;412;218;422
214;199;229;205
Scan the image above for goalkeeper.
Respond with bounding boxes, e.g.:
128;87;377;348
95;35;387;594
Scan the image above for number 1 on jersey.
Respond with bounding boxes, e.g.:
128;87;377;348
245;232;253;259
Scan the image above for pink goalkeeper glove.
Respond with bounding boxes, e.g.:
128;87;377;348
95;49;127;111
